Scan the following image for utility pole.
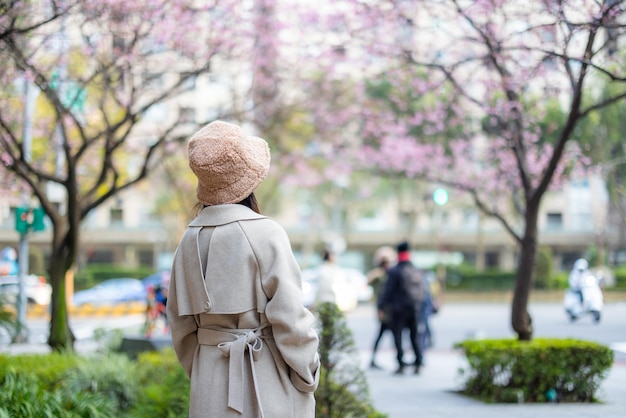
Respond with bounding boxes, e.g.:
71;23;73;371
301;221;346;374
14;78;37;343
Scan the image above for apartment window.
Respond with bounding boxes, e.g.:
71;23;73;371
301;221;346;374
399;211;411;230
110;208;124;226
463;210;479;229
138;250;154;267
88;249;113;264
485;252;499;268
547;212;563;230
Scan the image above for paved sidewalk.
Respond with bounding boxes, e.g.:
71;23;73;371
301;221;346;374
361;347;626;418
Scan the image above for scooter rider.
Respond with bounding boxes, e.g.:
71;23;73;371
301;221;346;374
568;258;590;304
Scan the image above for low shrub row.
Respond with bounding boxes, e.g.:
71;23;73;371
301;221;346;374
0;349;189;417
454;338;614;403
613;266;626;289
445;265;516;290
443;264;626;291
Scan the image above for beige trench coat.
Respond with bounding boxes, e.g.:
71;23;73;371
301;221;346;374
166;204;320;418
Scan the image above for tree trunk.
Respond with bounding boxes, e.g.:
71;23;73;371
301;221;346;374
47;226;76;351
511;201;539;341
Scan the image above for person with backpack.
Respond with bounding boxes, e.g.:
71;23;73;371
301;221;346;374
377;241;425;375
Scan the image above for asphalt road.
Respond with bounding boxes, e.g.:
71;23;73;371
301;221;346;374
346;300;626;361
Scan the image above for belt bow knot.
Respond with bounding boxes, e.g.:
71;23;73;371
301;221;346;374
198;326;267;417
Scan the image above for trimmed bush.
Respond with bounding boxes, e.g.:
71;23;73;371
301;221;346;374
613;266;626;289
455;338;614;403
549;271;569;290
315;302;387;418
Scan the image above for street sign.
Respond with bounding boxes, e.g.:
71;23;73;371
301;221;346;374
15;206;46;234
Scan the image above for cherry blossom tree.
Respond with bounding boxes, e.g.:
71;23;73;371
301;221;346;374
0;0;254;350
295;0;626;340
3;0;625;350
0;1;73;41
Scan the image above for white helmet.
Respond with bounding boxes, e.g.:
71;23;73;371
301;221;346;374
573;258;588;272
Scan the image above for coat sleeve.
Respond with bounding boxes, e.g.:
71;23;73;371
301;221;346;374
244;219;320;393
166;246;199;378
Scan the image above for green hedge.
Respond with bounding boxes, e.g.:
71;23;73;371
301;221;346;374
613;266;626;289
445;265;516;291
74;264;154;291
454;338;614;403
444;264;575;291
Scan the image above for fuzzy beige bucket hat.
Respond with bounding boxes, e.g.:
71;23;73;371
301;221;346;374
188;120;270;205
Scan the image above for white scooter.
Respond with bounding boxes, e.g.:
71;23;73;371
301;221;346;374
564;273;603;323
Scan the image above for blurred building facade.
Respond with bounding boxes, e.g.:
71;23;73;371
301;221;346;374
0;170;616;274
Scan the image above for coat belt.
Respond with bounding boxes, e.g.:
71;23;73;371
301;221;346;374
197;326;270;417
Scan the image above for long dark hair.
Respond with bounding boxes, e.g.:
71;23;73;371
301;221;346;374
193;192;261;216
238;193;261;214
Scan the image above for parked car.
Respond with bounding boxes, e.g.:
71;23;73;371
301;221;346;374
0;274;52;306
72;278;146;307
301;266;372;312
142;270;171;291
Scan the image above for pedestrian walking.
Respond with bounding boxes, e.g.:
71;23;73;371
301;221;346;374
314;249;341;306
377;241;425;375
367;246;395;369
166;120;320;418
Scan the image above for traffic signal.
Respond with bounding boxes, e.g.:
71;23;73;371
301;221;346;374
432;188;449;206
15;207;30;234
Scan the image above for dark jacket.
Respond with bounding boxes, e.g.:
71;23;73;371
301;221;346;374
378;261;420;313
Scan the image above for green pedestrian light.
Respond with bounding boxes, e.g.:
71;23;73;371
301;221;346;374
433;188;448;206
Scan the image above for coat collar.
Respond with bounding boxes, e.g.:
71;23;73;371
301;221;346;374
188;204;266;227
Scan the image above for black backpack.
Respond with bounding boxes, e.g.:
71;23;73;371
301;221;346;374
401;264;425;305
